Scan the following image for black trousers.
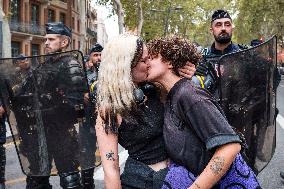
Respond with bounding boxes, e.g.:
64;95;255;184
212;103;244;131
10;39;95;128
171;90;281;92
121;157;168;189
15;111;80;175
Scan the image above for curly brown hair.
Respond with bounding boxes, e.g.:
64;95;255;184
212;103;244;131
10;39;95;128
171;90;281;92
147;36;201;75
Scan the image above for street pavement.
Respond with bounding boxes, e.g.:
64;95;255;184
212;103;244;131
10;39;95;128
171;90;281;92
4;77;284;188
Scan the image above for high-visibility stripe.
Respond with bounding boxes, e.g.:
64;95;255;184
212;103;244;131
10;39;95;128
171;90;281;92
196;75;205;88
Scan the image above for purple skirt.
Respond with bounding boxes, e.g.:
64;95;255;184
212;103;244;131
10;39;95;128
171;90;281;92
162;153;261;189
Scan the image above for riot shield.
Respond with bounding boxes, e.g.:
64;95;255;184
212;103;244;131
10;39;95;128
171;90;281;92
217;36;277;174
0;50;97;176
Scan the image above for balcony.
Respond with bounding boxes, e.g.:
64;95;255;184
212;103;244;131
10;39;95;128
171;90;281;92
86;10;91;18
86;27;96;37
39;0;50;3
9;21;45;36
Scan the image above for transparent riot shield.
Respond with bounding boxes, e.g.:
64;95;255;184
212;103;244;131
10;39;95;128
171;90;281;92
217;36;277;174
0;50;97;176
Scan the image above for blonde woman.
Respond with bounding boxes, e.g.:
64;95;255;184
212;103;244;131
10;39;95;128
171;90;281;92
95;34;196;189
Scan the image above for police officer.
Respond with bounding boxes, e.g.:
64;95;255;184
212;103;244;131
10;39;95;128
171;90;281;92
86;43;103;84
194;9;248;93
14;22;86;189
79;44;103;189
8;54;52;188
0;56;30;189
194;10;279;173
0;101;5;189
35;22;87;189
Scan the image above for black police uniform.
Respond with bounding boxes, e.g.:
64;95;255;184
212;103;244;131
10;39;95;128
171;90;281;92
24;22;86;189
37;53;85;176
0;100;6;189
193;42;248;94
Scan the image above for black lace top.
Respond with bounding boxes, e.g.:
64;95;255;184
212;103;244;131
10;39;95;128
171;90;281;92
118;85;168;165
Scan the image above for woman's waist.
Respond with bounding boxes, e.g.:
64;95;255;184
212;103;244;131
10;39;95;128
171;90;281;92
148;159;169;172
126;144;168;165
128;152;168;165
126;156;169;172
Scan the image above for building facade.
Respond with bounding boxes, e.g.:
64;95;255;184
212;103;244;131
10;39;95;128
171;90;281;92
96;18;108;47
85;0;97;52
1;0;98;57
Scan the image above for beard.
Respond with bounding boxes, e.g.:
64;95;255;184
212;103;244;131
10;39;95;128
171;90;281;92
44;47;63;54
214;32;232;44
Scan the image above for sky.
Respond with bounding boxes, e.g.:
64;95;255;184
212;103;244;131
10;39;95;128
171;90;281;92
91;1;119;40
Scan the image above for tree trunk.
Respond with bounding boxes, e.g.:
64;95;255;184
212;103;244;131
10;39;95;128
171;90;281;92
136;0;143;36
112;0;124;34
0;0;11;58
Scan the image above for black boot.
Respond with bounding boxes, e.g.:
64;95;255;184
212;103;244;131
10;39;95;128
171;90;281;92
0;145;5;189
26;176;52;189
81;168;95;189
59;172;82;189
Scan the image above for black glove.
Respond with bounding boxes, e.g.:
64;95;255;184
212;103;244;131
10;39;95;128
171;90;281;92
194;60;218;94
195;60;209;76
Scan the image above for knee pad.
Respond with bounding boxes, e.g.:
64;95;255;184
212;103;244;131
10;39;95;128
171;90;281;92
59;172;82;189
26;176;52;189
81;168;95;188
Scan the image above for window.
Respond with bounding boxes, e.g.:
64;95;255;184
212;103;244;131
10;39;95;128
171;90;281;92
72;17;75;29
77;20;80;32
78;41;81;50
60;12;66;24
48;9;55;23
31;44;40;56
10;0;21;23
73;39;76;50
11;41;21;57
31;4;39;25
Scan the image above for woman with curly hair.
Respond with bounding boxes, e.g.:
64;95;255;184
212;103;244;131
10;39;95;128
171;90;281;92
95;34;196;189
147;36;261;189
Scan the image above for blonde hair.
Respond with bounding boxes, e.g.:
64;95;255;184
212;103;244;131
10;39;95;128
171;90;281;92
96;34;141;130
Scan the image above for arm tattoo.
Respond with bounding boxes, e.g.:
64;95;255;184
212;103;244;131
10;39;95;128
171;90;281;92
210;156;225;175
194;183;201;189
106;150;115;161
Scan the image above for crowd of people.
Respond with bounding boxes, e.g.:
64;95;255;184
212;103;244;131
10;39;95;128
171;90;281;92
0;8;282;189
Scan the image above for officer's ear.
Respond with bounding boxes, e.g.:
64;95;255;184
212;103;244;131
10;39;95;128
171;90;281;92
60;36;70;49
209;26;213;34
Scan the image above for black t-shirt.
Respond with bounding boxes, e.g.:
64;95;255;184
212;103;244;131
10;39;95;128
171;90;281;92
118;85;168;165
164;78;241;176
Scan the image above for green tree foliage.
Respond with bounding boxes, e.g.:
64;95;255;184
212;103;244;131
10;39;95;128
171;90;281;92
234;0;284;46
94;0;283;46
